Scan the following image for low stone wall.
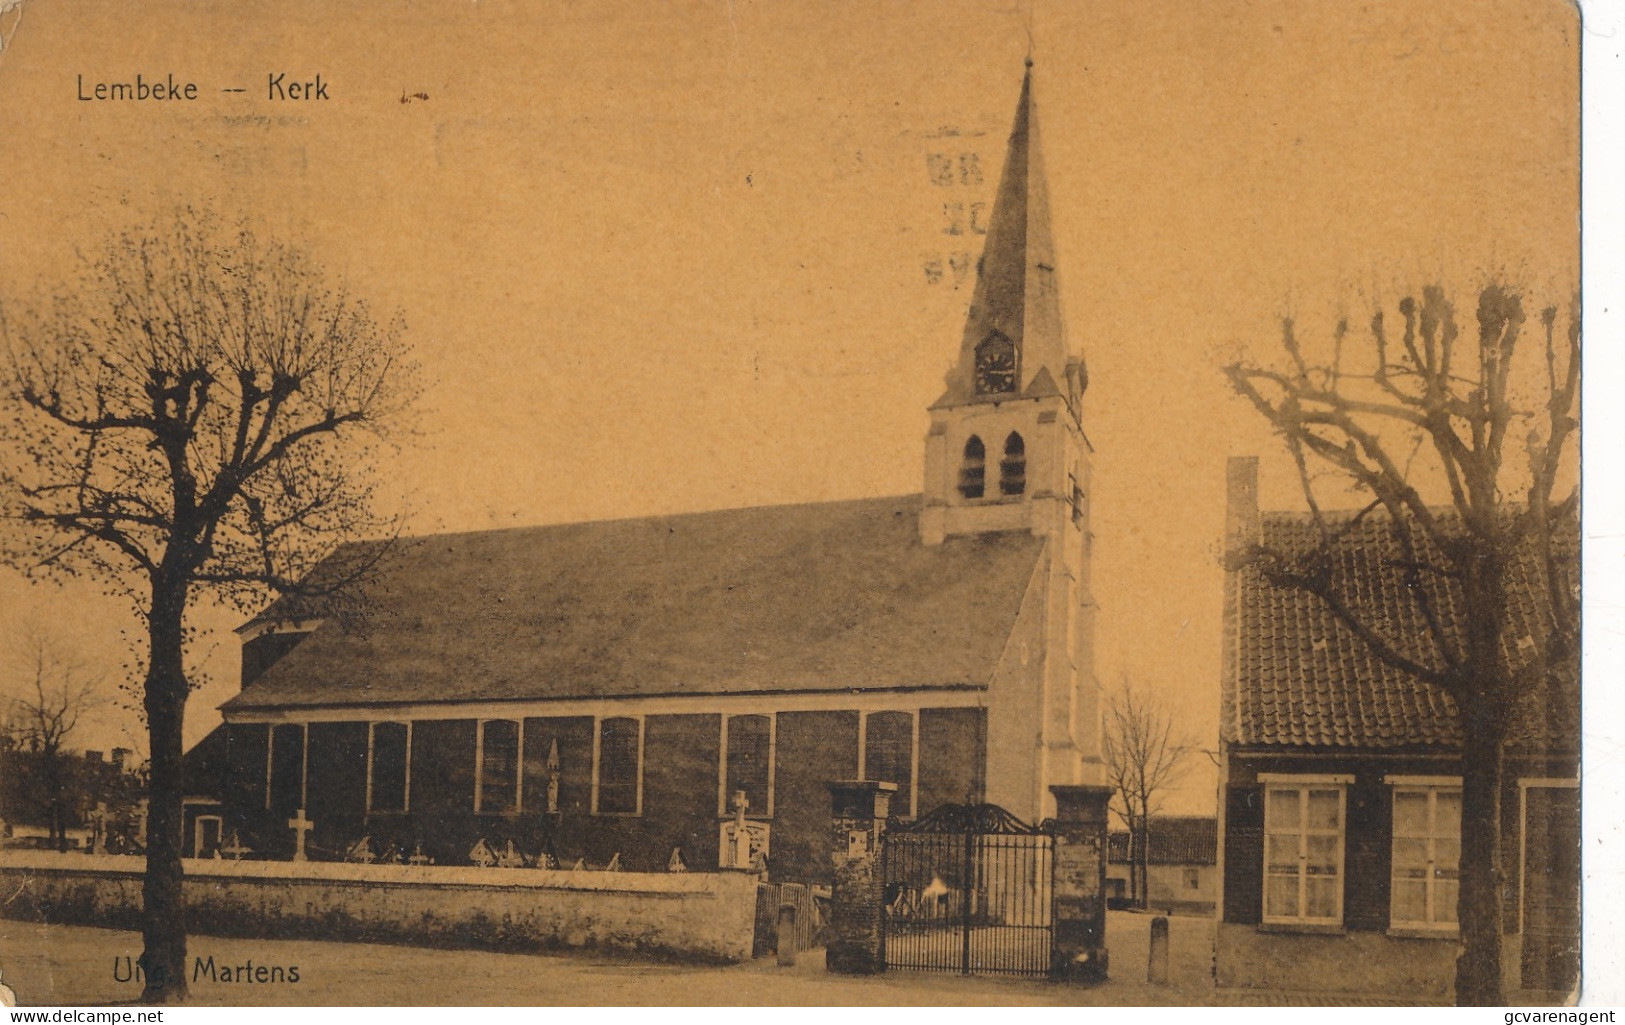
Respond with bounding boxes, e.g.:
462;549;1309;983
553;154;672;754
0;852;759;963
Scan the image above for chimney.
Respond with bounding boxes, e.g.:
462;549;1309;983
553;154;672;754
111;748;131;772
1225;456;1260;551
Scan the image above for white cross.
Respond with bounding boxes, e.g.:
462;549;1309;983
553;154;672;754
287;808;314;862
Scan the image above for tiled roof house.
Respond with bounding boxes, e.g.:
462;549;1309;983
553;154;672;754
1215;456;1580;1003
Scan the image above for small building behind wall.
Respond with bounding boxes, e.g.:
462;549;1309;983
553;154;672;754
1106;815;1217;915
1215;457;1580;1003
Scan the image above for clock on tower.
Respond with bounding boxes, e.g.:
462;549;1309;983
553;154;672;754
974;333;1017;395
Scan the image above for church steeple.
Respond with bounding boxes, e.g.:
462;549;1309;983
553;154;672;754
917;61;1104;816
920;62;1092;546
935;61;1082;412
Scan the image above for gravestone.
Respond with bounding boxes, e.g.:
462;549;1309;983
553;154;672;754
720;789;770;871
132;799;149;849
346;835;377;863
545;738;561;814
220;831;253;861
88;803;109;855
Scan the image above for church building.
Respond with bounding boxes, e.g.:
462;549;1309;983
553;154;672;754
184;66;1104;882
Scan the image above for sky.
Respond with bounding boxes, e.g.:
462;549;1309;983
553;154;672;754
0;0;1581;816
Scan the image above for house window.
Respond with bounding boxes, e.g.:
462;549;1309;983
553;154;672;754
958;436;986;499
1263;780;1346;925
862;711;915;818
722;714;773;817
476;719;520;813
368;721;411;814
1000;433;1026;496
594;716;643;815
1391;784;1461;929
1184;868;1200;890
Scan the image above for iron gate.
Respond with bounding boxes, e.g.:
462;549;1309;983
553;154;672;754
881;803;1054;978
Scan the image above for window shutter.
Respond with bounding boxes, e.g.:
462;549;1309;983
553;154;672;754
1223;784;1264;925
1344;778;1391;931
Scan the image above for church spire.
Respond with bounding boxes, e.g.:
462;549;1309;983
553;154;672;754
935;62;1079;410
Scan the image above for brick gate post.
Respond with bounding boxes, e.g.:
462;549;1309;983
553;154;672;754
824;780;897;975
1049;784;1113;982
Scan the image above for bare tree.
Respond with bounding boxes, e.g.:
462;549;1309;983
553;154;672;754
1103;679;1194;910
0;211;417;1002
1225;284;1578;1005
1;632;103;851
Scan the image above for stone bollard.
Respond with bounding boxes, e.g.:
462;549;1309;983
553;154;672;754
1148;915;1169;985
824;780;897;975
777;901;798;967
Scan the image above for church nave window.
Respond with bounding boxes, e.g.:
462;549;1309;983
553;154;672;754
594;716;643;815
722;714;774;817
476;719;521;813
367;721;410;814
958;435;986;499
267;723;306;815
862;710;916;818
1000;432;1026;496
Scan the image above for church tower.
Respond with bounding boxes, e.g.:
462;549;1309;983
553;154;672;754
920;62;1103;817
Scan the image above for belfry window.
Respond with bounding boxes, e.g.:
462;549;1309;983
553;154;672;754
1000;432;1026;496
959;436;986;499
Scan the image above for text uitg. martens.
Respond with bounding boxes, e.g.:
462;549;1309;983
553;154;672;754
77;73;330;101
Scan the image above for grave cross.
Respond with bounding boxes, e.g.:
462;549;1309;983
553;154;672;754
287;808;314;862
220;831;253;861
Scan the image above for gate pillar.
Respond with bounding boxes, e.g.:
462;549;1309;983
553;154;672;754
1049;784;1113;983
824;780;897;975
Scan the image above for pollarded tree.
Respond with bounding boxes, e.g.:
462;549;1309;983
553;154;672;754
0;212;417;1002
1225;284;1578;1005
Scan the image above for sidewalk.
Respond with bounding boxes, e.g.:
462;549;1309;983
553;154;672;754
0;911;1217;1006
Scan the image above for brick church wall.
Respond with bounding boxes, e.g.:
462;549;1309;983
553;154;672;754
215;705;987;883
